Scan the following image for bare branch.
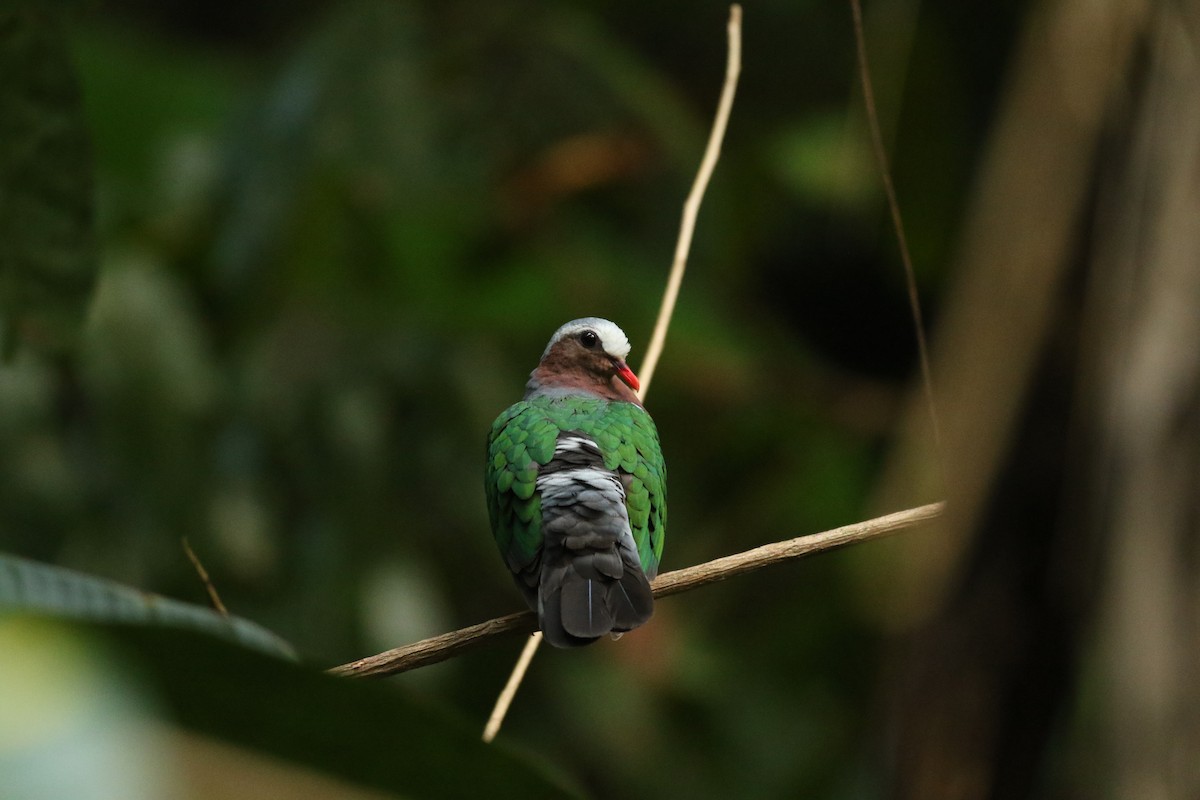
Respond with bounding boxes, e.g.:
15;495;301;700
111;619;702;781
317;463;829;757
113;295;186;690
636;3;743;396
182;537;229;619
331;609;538;680
848;0;941;457
652;501;944;597
482;629;541;742
329;502;944;680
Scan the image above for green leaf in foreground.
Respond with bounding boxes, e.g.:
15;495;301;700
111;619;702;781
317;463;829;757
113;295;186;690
1;617;582;799
0;551;295;659
122;623;581;798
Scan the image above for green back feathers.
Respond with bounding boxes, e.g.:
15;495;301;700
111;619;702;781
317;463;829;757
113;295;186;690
485;394;667;579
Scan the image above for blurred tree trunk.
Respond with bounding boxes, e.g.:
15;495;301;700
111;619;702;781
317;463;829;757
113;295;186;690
1091;4;1200;796
873;0;1200;797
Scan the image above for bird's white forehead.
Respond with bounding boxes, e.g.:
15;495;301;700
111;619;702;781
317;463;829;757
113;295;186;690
543;317;631;360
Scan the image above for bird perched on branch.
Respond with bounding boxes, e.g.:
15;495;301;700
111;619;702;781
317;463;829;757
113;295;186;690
485;318;666;647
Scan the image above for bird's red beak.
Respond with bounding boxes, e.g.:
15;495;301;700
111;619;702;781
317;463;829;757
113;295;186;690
614;360;640;392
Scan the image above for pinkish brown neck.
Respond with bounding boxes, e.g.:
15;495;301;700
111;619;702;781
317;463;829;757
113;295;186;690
527;365;642;404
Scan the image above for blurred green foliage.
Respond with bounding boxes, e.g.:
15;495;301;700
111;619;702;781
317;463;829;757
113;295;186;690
0;1;1016;796
0;10;96;355
0;615;578;798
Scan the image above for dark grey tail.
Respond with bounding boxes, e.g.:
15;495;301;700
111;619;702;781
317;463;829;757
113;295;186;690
535;431;655;648
539;546;654;648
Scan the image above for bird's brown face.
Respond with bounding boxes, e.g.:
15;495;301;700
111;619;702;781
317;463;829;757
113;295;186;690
536;325;642;402
570;328;640;391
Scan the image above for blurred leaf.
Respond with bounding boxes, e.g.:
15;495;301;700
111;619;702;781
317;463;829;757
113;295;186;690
82;253;219;416
0;615;580;799
0;617;175;800
768;113;875;208
109;621;581;798
0;552;295;660
0;9;96;355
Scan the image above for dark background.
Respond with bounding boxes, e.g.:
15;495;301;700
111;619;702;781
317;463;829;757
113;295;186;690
3;0;1196;797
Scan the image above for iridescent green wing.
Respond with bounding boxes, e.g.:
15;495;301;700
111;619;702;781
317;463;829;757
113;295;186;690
534;397;667;578
486;396;667;583
586;401;667;578
485;401;559;588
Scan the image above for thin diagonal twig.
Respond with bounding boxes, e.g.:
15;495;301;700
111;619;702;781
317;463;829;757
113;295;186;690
637;4;743;397
848;0;942;456
330;502;944;679
482;630;541;742
182;538;229;619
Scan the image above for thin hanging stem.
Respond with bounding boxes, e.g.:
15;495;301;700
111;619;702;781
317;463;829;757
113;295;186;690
482;631;542;742
848;0;942;455
637;4;743;398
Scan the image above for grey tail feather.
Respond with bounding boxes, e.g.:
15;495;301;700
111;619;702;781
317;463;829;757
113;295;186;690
535;429;655;648
539;555;653;648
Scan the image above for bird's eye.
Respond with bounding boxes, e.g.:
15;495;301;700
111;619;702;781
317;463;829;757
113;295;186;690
579;330;599;349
